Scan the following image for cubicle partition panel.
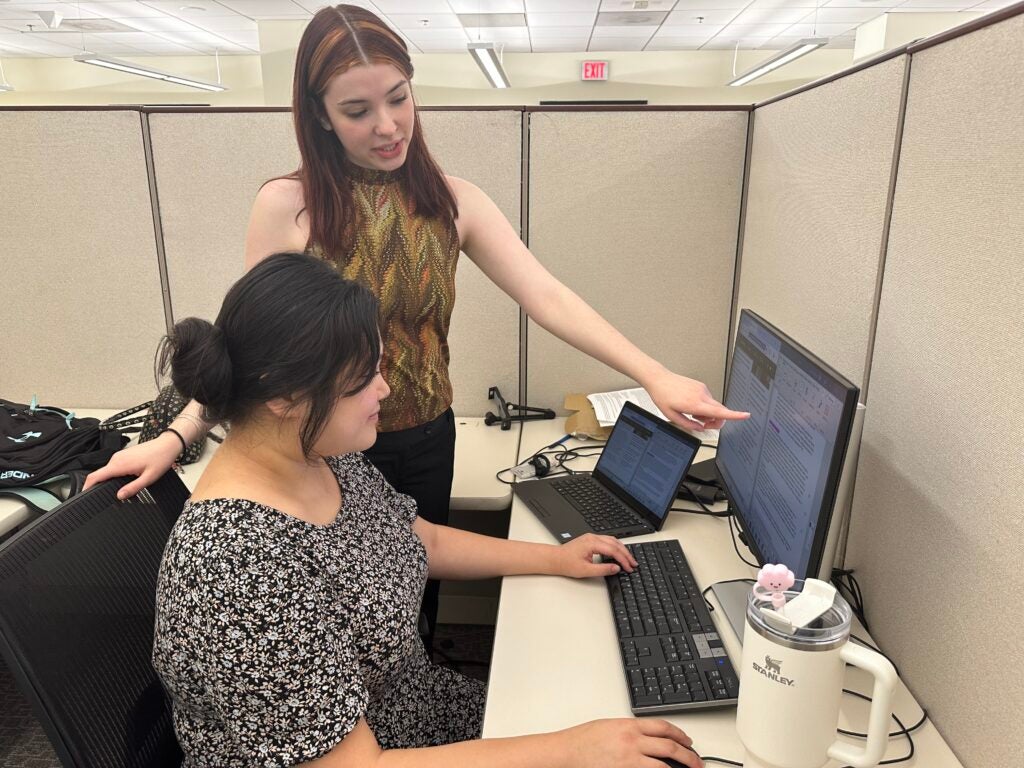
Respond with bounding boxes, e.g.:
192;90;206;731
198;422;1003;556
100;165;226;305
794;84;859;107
146;109;520;419
738;56;908;390
525;110;748;411
417;110;522;418
844;13;1024;767
0;110;167;408
146;111;298;325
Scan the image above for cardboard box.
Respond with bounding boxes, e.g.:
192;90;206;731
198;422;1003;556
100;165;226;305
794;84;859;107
563;393;612;440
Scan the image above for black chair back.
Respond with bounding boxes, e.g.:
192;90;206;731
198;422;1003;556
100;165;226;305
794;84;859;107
0;472;187;767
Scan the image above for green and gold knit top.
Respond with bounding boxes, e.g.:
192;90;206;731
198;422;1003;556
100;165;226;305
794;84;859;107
310;165;460;433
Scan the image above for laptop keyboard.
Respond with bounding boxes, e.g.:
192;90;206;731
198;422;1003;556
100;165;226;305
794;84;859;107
550;475;640;532
606;540;739;713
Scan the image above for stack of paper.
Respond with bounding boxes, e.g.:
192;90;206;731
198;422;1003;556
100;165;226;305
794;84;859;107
586;387;720;446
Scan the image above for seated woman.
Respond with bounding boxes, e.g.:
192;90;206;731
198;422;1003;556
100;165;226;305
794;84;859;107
152;252;702;768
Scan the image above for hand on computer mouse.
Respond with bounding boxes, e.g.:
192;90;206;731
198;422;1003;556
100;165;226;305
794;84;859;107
553;533;638;578
557;717;702;768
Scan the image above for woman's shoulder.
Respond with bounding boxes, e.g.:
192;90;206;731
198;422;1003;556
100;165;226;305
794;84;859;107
254;177;305;215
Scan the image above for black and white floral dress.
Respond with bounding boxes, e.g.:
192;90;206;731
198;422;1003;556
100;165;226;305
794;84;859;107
152;453;486;767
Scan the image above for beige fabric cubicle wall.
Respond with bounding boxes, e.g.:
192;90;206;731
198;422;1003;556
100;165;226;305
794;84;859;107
0;110;168;408
417;110;522;418
844;13;1024;767
736;56;908;390
525;110;748;410
147;109;521;418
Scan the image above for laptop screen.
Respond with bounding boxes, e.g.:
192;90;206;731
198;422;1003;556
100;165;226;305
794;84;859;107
593;402;700;524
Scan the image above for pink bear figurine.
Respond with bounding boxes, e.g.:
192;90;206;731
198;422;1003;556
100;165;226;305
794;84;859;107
754;564;795;609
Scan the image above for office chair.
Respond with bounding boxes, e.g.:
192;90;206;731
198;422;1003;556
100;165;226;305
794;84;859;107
0;472;188;768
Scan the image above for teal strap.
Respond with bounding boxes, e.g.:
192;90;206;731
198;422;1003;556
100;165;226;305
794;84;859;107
0;486;63;516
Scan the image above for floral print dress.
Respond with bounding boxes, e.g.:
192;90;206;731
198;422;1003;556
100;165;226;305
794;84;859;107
152;453;485;767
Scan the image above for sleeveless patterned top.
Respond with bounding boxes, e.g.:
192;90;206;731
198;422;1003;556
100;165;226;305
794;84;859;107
310;166;460;432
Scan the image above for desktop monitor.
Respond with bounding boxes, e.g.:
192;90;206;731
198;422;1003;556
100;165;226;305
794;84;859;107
716;310;860;583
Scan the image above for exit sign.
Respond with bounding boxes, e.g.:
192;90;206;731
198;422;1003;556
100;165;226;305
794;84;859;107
581;60;609;81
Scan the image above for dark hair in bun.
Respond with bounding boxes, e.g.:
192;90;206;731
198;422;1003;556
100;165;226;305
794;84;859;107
156;252;380;457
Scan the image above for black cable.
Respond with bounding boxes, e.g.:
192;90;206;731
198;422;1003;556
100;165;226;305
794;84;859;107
728;515;759;568
698;756;742;767
671;484;732;517
837;689;918;766
831;568;869;631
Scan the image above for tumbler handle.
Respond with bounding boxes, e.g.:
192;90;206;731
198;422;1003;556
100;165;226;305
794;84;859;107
826;642;899;768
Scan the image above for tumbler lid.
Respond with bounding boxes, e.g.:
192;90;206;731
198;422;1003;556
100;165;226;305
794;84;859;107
746;579;852;651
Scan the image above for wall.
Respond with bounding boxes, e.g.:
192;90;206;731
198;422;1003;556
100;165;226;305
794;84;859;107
0;48;855;107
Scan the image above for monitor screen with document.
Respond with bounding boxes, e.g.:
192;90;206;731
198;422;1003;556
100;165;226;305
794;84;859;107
716;310;860;581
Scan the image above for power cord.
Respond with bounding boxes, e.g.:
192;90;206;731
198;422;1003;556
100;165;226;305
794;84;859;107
832;567;870;632
670;483;732;517
728;515;760;568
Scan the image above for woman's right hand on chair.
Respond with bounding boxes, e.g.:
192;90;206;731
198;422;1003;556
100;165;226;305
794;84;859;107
83;433;183;499
560;717;702;768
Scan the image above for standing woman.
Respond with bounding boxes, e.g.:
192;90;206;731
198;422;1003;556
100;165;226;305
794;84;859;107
85;5;746;637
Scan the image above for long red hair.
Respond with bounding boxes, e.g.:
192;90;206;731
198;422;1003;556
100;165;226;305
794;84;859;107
285;4;458;258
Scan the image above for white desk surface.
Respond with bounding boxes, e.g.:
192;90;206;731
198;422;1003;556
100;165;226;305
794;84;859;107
0;411;519;538
483;420;962;768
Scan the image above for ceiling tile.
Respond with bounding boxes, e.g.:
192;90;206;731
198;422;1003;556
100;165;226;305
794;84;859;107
645;38;708;49
404;27;470;40
746;0;822;8
669;0;752;10
782;21;860;34
589;36;647;49
115;16;202;33
600;0;676;9
653;23;723;35
215;0;309;18
591;23;659;36
720;22;792;36
798;7;887;22
596;10;668;25
529;24;591;37
468;26;531;41
824;35;855;47
731;6;811;24
664;9;740;24
823;0;900;7
525;0;599;10
141;1;244;18
459;12;527;26
175;14;258;31
896;0;979;6
448;0;525;12
293;0;380;12
373;0;451;12
526;11;597;25
411;40;468;51
78;2;168;19
387;13;463;29
529;37;590;49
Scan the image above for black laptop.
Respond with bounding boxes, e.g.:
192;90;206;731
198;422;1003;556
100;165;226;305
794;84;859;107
514;402;701;542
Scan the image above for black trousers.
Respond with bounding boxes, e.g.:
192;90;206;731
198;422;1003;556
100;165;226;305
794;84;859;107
362;408;455;648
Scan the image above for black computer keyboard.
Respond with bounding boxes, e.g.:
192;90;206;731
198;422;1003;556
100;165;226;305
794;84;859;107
550;475;638;532
606;540;739;714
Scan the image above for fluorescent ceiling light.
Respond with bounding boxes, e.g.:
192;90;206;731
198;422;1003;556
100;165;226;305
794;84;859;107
73;53;227;92
728;38;827;87
468;42;510;89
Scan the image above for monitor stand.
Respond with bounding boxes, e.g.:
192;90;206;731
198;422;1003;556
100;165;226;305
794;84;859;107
710;580;752;645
